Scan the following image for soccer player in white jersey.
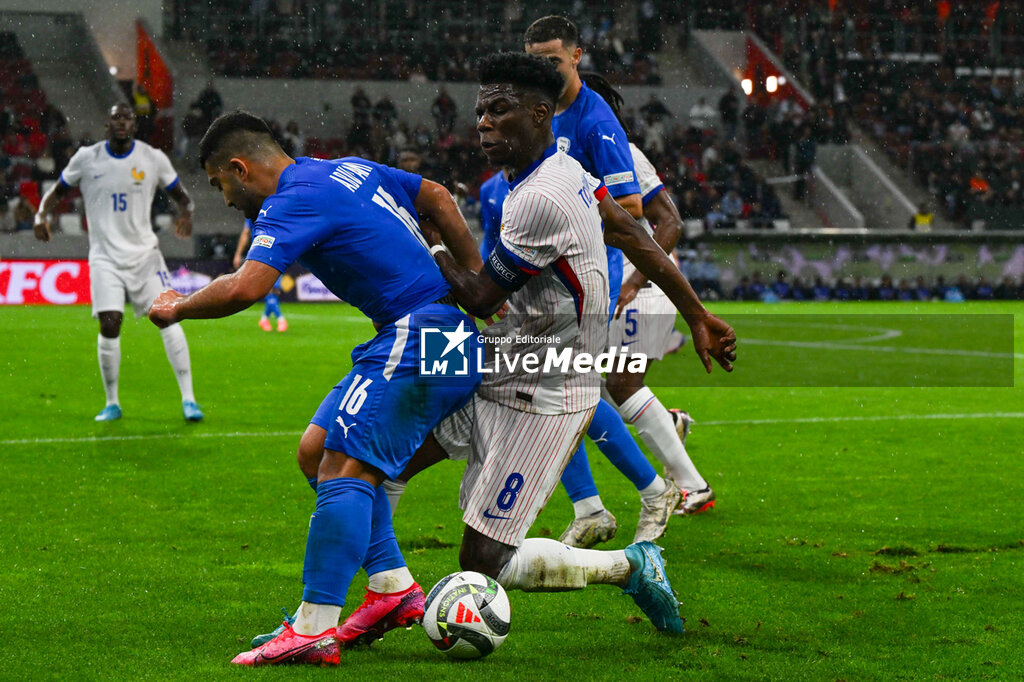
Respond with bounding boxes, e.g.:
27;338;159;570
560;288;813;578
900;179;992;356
420;52;735;633
33;103;202;422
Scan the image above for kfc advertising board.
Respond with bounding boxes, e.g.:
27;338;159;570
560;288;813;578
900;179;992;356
0;260;91;305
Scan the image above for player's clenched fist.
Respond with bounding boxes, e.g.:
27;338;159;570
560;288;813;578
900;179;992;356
149;290;185;328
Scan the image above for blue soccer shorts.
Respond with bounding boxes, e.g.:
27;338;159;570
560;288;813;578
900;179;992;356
310;302;481;479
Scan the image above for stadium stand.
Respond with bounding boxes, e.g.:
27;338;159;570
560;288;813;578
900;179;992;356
728;0;1024;229
169;0;663;84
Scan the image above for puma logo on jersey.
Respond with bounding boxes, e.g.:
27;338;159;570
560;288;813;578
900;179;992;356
258;206;272;218
601;133;617;144
131;167;145;181
335;416;355;437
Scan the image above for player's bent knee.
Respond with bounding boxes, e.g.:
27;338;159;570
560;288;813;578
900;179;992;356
297;425;327;479
98;311;123;339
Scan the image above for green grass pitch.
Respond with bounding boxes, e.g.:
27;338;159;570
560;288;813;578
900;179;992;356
1;301;1021;680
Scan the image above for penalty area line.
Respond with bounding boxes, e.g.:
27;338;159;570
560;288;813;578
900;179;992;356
0;430;304;446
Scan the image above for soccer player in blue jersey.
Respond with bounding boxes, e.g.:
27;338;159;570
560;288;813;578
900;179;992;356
234;219;287;332
149;111;483;667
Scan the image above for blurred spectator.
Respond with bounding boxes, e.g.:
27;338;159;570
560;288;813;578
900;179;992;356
12;197;33;231
195;81;223;127
281;121;305;157
132;82;156;142
431;88;458;132
793;125;816;201
373;95;398;129
909;203;934;231
351;87;372;124
179;104;206;167
812;277;831;301
688;97;716;132
717;86;739;141
693;252;722;299
640;94;671;124
771;271;791;299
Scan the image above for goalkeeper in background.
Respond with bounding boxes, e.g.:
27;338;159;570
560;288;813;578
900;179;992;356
234;219;287;332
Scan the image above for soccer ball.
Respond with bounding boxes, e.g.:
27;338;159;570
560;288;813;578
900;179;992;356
422;571;511;659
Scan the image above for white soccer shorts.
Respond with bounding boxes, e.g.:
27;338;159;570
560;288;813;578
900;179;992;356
90;250;170;319
435;395;595;546
608;284;677;361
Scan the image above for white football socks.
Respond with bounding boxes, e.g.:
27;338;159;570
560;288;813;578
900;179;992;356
497;538;631;590
160;324;195;403
291;601;342;636
638;475;668;500
617;388;707;492
97;335;120;406
367;566;415;594
572;495;605;519
381;479;407;515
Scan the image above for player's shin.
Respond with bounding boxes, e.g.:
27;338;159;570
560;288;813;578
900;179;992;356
617;388;707;492
560;444;605;517
97;334;120;406
496;538;631;591
297;477;375;634
363;486;414;593
159;324;195;403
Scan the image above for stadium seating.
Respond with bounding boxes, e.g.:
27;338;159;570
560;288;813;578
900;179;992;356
169;0;663;85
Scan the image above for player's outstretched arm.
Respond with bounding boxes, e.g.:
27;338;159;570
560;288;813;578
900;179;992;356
599;194;736;373
167;183;195;238
32;181;71;242
420;222;508;318
414;180;484;272
149;259;280;328
615;189;684;318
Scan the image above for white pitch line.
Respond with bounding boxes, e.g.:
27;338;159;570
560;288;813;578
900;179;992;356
0;430;302;446
4;412;1023;446
742;338;1024;359
699;412;1024;427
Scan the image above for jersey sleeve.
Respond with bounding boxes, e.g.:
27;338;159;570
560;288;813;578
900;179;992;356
153;149;180;190
631;147;664;205
245;194;319;273
376;164;423;204
583;119;641;198
59;148;85;187
484;190;569;291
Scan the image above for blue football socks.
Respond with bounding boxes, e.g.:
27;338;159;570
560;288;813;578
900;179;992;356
264;293;282;320
560;399;658;503
362;484;407;575
301;477;375;606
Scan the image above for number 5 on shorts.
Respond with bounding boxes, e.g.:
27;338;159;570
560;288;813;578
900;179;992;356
496;473;524;512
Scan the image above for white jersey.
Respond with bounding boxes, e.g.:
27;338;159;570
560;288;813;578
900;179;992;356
621;143;667;282
60;140;179;267
480;148;609;415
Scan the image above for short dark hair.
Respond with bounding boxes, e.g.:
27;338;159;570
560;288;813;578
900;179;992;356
198;110;277;169
524;15;578;46
579;72;629;134
477;52;564;107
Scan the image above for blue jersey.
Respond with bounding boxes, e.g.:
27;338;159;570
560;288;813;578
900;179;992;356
553;83;641;316
478;171;509;259
245;157;449;325
552;83;641;200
